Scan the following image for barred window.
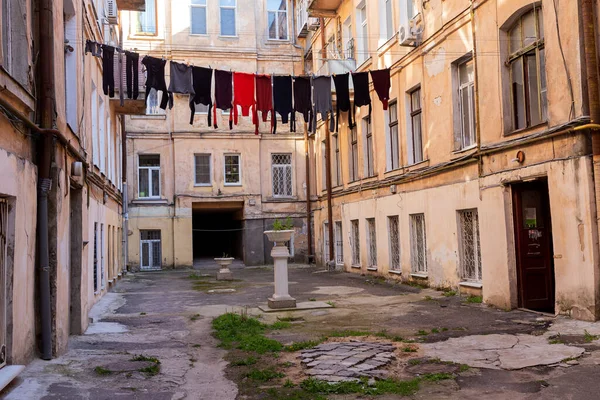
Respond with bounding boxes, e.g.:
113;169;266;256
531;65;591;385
409;213;427;273
140;230;161;271
272;153;292;197
195;154;211;185
224;154;241;185
351;219;360;266
367;218;377;268
335;221;343;265
323;221;330;263
458;209;482;282
388;216;400;271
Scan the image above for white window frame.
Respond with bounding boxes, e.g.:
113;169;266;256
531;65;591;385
64;12;78;133
458;58;476;149
458;209;482;282
335;221;343;265
131;0;158;36
351;219;361;267
194;153;212;186
91;84;99;167
321;141;327;191
406;86;423;165
99;97;106;174
267;0;288;40
190;0;208;35
140;230;162;271
100;224;105;289
332;133;341;187
386;100;400;171
138;154;161;199
323;221;330;263
349;127;359;182
224;153;241;186
219;0;237;37
388;215;401;272
409;213;427;274
366;218;377;269
357;2;368;64
271;153;293;197
363;116;374;177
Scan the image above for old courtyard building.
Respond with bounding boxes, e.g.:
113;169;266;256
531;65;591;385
122;0;310;269
302;0;600;321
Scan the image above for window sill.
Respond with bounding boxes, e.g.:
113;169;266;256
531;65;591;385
410;273;428;279
459;281;482;289
504;121;548;137
351;265;362;269
132;198;168;205
452;144;477;155
266;39;291;44
367;267;377;271
405;159;430;172
218;35;239;39
194;184;212;187
131;115;166;120
224;183;242;187
389;270;402;275
189;33;209;37
384;167;403;176
266;196;298;202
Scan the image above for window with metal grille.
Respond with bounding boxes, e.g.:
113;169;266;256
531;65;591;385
224;154;241;185
191;0;207;35
100;224;105;288
272;153;292;197
140;230;162;270
458;209;482;282
363;116;374;177
388;216;400;271
366;218;377;268
138;154;160;198
195;154;211;185
409;213;427;273
508;6;546;130
351;219;360;266
323;222;330;263
388;101;400;170
93;223;98;292
268;0;288;40
335;221;343;265
349;127;359;182
409;87;423;164
332;134;341;187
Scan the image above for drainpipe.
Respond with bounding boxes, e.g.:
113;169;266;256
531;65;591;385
470;2;483;198
304;121;313;260
581;0;600;317
37;0;55;360
121;117;128;273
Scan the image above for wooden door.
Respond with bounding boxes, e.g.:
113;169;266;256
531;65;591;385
512;181;555;312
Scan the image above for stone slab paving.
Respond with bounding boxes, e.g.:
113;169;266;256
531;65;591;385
300;341;396;382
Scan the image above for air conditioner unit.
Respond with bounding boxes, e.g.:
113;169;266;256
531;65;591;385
106;0;118;25
398;17;421;47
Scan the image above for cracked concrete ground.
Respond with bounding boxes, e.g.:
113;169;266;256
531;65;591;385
3;261;600;399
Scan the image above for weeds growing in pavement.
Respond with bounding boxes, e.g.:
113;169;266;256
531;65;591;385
464;295;483;304
246;368;285;381
94;366;112;376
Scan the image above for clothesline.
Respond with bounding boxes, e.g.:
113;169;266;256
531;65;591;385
86;40;391;136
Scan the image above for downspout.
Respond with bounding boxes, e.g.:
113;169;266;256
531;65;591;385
581;0;600;318
119;12;128;274
304;121;313;260
470;2;483;199
38;0;55;360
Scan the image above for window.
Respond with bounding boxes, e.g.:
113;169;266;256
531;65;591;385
268;0;288;40
272;153;293;197
138;154;160;198
132;0;157;35
343;17;354;59
224;154;241;185
146;88;166;115
351;219;360;266
458;209;482;282
363;117;374;177
1;0;28;86
191;0;207;35
195;103;210;113
384;0;394;40
323;221;330;263
332;134;341;186
349;127;359;181
357;3;368;64
100;224;105;288
508;6;546;130
99;98;106;173
409;213;427;273
93;223;98;292
321;141;327;190
64;13;78;133
140;230;161;270
366;218;377;268
388;101;400;170
91;84;99;167
220;0;236;36
408;87;423;164
0;198;8;369
388;216;400;271
457;59;476;149
335;221;343;265
406;0;417;19
195;154;211;186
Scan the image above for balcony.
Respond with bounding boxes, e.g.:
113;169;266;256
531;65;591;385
297;0;320;38
116;0;145;11
110;56;147;115
315;40;357;85
307;0;342;16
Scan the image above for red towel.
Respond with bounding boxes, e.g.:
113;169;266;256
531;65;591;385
256;74;273;135
233;72;257;132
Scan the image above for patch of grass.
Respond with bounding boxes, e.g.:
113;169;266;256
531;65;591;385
406;281;427;289
270;321;292;330
442;290;457;297
309;298;317;302
94;366;112;376
130;354;161;376
548;335;564;344
584;330;600;343
431;328;440;334
283;379;296;388
188;273;209;280
375;331;405;342
300;377;422;396
459;364;470;372
131;355;160;364
277;316;305;322
230;356;257;366
139;364;160;376
402;345;418;353
417;330;429;336
190;314;201;321
424;296;433;301
212;312;283;354
408;358;422;366
441;327;449;332
246;368;285;382
284;340;321;352
464;295;483;304
326;330;370;338
139;312;147;316
326;301;336;308
192;344;202;348
422;373;454;382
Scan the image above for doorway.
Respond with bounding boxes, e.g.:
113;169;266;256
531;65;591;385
69;188;83;335
512;180;555;313
192;202;243;261
0;198;8;368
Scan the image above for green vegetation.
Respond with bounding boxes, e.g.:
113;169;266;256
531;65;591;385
192;344;202;348
212;312;283;354
464;295;483;304
130;354;161;376
230;356;258;366
459;364;470;372
548;335;564;344
584;330;600;343
139;312;147;316
283;379;296;388
270;321;292;330
94;366;112;376
246;368;285;382
284;340;321;352
442;290;457;297
375;330;404;342
326;330;370;338
326;301;336;307
190;314;201;321
309;298;317;301
272;217;294;231
417;330;429;336
402;345;418;353
424;296;433;301
431;328;440;334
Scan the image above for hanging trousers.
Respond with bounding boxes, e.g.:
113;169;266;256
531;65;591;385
125;51;139;100
102;45;115;98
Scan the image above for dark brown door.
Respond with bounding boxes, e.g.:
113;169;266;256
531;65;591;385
512;180;555;313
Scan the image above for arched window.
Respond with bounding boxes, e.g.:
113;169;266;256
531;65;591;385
508;6;546;130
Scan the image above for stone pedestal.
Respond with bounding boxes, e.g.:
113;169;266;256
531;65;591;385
267;244;296;309
215;257;234;281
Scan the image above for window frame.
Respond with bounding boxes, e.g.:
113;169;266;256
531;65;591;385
138;154;161;199
457;58;476;150
194;153;212;186
351;219;360;267
409;213;427;274
366;218;377;269
357;3;368;64
323;221;330;263
349;127;359;182
219;0;237;37
408;87;423;164
363;116;375;177
190;0;208;36
332;133;341;187
334;221;344;266
387;100;400;170
457;209;482;282
267;0;289;41
507;6;546;132
224;153;242;186
140;230;162;271
384;0;394;40
271;153;293;197
388;215;401;272
131;0;158;36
